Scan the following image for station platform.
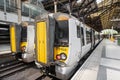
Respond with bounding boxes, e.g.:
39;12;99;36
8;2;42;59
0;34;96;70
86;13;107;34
71;39;120;80
0;44;11;55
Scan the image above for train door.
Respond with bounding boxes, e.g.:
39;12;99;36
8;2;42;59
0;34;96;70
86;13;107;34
85;28;92;52
89;29;94;50
77;24;82;59
81;24;86;57
92;30;95;47
95;31;99;45
81;25;92;57
36;21;47;64
35;16;55;65
10;24;21;55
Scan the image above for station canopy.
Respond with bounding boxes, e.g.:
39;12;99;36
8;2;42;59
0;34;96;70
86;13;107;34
41;0;102;31
96;0;120;32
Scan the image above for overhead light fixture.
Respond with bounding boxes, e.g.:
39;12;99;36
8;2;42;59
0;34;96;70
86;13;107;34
77;0;82;3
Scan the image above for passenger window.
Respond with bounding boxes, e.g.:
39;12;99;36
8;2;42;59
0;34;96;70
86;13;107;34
81;27;85;46
77;26;80;38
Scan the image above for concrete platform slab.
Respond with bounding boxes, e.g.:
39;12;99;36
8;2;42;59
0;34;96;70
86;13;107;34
72;39;120;80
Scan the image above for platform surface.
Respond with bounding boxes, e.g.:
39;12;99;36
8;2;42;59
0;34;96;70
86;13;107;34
97;39;120;80
71;39;120;80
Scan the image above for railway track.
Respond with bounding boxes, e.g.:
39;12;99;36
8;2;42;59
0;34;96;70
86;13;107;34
0;60;34;79
0;53;17;66
36;74;61;80
0;60;20;68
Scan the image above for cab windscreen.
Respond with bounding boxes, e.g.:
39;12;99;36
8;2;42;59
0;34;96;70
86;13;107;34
54;20;69;47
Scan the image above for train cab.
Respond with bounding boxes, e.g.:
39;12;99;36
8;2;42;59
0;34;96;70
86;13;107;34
10;22;35;62
20;22;35;62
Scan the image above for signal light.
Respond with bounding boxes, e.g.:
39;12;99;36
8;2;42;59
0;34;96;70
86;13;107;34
56;54;61;60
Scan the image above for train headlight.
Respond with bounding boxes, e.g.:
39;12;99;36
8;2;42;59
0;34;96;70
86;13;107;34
60;53;67;60
21;46;26;52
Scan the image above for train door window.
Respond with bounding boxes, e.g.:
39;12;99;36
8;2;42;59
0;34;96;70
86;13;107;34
81;27;85;46
95;34;98;41
77;26;80;38
98;34;100;40
21;26;27;42
93;31;95;44
90;30;92;41
86;30;91;44
54;20;69;46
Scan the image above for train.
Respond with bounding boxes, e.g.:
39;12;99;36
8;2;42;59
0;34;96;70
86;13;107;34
10;22;35;62
35;12;101;80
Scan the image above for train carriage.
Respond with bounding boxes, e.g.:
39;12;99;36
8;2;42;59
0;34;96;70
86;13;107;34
35;12;100;79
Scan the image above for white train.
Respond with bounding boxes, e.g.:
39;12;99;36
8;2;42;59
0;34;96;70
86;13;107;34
10;22;35;62
35;12;101;80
